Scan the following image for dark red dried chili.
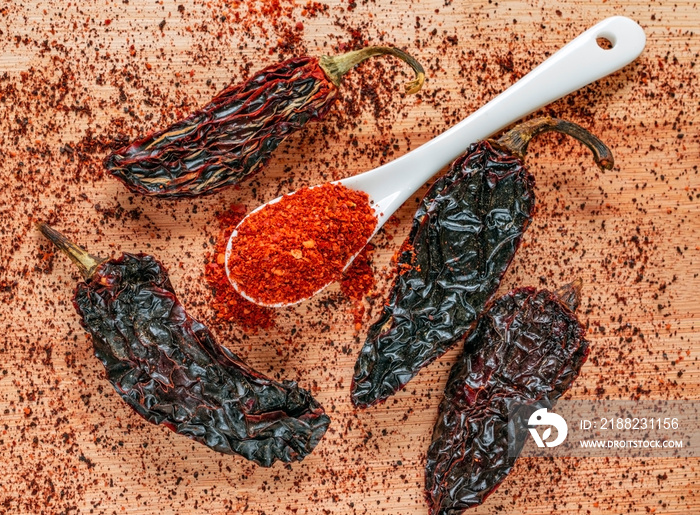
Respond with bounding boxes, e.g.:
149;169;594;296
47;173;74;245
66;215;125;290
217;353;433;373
38;223;330;467
104;47;425;197
425;282;589;513
351;117;613;408
225;182;377;306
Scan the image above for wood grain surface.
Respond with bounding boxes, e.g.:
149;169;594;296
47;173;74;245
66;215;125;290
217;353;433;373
0;1;698;514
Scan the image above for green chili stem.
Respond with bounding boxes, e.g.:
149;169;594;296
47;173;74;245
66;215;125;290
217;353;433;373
496;117;614;170
319;46;425;94
37;222;106;279
555;278;583;312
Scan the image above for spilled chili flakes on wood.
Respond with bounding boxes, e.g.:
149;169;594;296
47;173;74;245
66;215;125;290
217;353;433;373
205;204;276;331
341;244;376;330
340;244;375;301
2;1;699;512
226;183;377;306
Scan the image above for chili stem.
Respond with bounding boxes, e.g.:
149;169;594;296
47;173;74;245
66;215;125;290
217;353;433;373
555;278;583;312
319;46;425;94
37;222;106;279
496;117;614;170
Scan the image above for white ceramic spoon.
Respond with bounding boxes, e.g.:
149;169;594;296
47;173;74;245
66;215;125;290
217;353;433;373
226;16;646;307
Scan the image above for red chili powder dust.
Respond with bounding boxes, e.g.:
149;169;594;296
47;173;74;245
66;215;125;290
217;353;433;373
205;204;276;332
340;244;376;301
226;183;378;305
340;244;376;331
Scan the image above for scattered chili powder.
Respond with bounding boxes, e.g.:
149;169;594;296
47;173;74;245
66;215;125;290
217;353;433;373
226;183;378;305
204;204;275;332
340;244;375;301
341;244;376;331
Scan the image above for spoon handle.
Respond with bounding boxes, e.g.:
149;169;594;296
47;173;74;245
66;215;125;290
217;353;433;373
340;16;646;227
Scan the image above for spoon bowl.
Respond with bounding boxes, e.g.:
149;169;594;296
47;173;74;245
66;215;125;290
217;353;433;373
226;16;646;308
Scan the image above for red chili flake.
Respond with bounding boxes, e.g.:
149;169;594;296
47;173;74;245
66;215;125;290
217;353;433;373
226;183;377;305
340;244;375;301
341;245;376;331
204;204;275;332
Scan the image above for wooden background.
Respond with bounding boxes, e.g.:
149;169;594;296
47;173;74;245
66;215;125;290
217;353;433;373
0;1;698;514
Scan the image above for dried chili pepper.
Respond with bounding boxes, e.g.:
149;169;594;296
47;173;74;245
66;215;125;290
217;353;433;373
225;182;377;306
425;282;589;513
105;47;425;197
38;223;330;467
351;117;612;408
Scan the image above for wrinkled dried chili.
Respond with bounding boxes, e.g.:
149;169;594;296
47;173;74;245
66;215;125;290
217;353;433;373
351;117;613;408
38;223;330;467
425;282;589;513
226;182;377;306
105;46;425;197
205;204;276;332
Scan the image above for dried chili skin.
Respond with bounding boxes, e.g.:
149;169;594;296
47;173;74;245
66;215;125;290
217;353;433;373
105;58;335;197
105;48;425;198
425;286;589;513
44;236;331;466
351;140;536;407
351;117;612;408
